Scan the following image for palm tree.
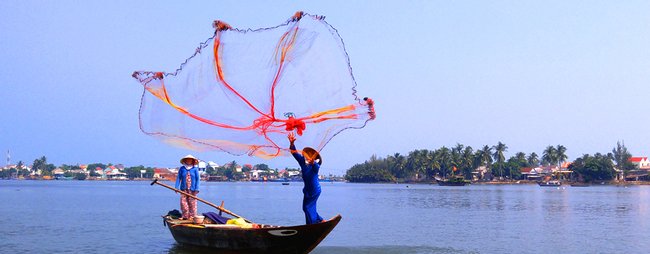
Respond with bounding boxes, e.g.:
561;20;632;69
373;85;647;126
542;146;557;166
492;142;508;178
480;145;493;167
428;150;441;179
419;149;432;179
511;152;527;179
556;145;568;169
406;149;431;180
32;156;48;175
390;153;407;179
527;152;540;167
451;144;464;176
461;146;474;180
472;150;482;171
514;152;527;163
437;147;452;178
474;145;493;180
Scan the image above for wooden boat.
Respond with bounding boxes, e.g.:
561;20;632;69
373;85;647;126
538;180;561;187
163;214;341;254
570;182;590;187
435;176;470;186
150;179;340;253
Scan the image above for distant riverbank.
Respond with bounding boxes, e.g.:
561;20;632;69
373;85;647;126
0;177;344;183
5;176;650;187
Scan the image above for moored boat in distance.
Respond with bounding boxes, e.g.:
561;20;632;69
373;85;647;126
538;180;561;187
164;214;341;254
435;176;470;186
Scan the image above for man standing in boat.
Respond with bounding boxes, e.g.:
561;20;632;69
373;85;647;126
175;155;201;220
288;132;324;224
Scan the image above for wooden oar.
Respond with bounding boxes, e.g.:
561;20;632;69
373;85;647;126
150;178;251;223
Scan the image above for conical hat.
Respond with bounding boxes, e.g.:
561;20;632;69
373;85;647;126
301;147;322;165
180;154;199;165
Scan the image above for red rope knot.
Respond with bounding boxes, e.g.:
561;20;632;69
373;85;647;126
212;20;232;31
285;116;306;136
291;11;304;21
154;72;164;79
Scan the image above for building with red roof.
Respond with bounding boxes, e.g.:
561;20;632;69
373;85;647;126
154;168;176;181
629;157;650;169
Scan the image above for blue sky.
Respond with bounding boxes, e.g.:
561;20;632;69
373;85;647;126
1;1;649;175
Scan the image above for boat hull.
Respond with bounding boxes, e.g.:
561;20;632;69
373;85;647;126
165;215;341;254
435;177;470;186
538;181;561;187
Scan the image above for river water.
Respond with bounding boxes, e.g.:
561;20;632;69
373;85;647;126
1;180;649;253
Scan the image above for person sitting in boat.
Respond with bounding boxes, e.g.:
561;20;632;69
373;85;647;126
175;155;200;220
288;132;324;224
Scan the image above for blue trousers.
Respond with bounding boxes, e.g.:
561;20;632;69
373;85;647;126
302;191;323;224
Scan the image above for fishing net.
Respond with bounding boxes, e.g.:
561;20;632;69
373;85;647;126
132;12;375;159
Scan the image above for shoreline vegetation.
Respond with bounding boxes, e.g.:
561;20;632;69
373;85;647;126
344;141;648;185
3;141;648;186
2;177;649;186
0;157;343;182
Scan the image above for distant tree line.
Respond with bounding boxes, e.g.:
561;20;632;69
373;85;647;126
345;142;637;183
0;156;156;180
123;165;155;179
1;155;299;181
568;142;637;182
0;160;30;178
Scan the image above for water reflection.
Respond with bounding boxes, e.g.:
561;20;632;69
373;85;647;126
394;186;543;212
313;245;477;254
166;244;476;254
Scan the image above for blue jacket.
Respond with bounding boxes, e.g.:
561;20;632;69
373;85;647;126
291;144;321;195
175;166;200;191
